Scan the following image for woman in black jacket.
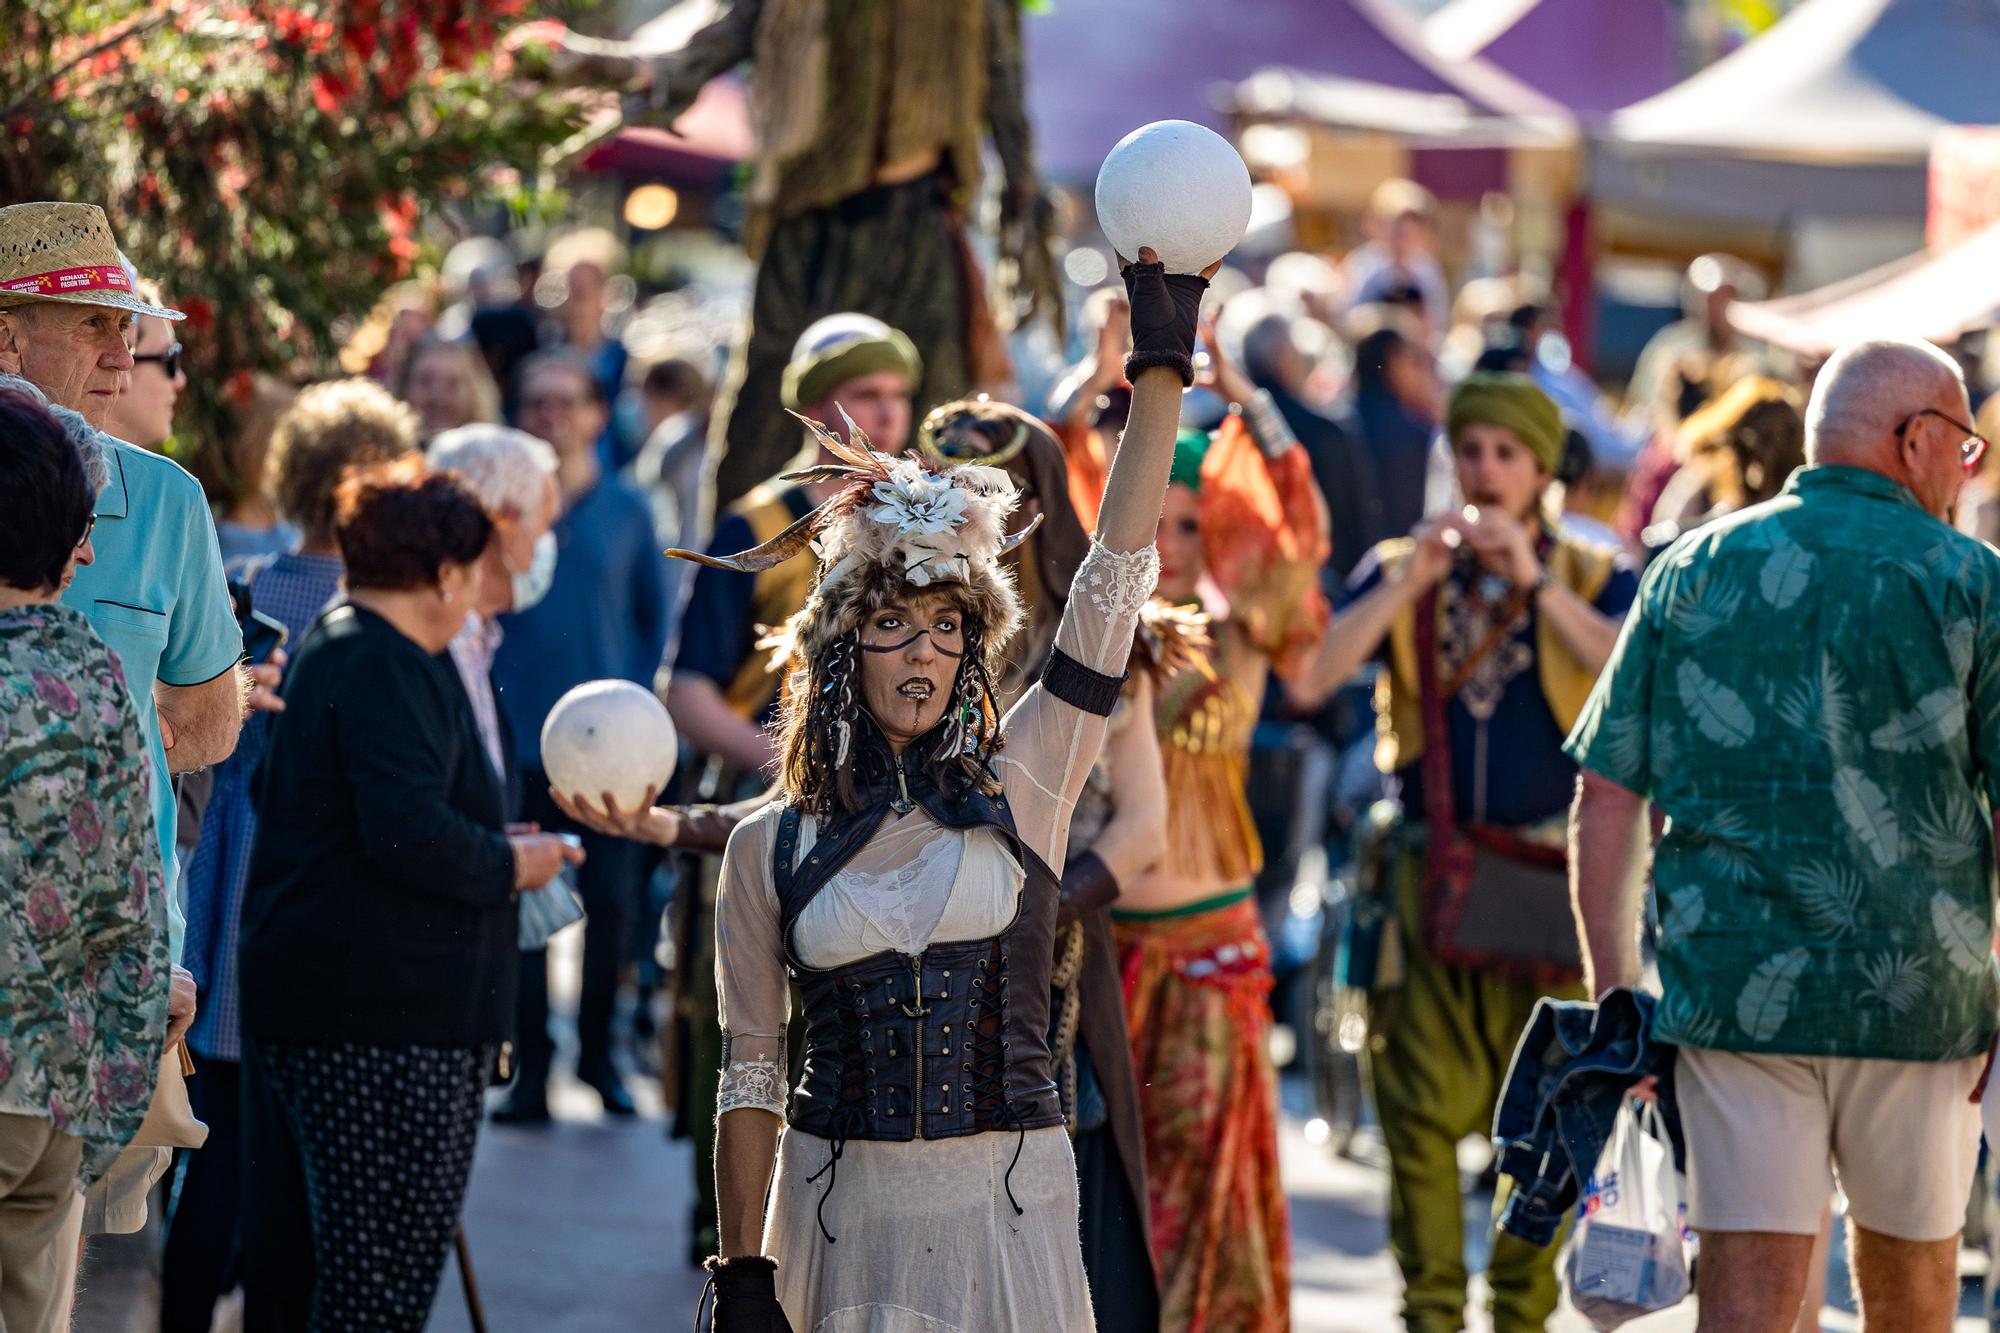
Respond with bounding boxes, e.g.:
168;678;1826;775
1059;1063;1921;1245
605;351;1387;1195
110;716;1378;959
237;459;581;1332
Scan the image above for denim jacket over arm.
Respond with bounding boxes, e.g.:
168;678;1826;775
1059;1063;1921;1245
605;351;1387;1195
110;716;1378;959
1492;987;1683;1246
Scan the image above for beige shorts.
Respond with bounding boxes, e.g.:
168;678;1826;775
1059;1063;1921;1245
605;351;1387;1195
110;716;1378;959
1677;1046;1984;1242
0;1114;84;1332
80;1142;172;1236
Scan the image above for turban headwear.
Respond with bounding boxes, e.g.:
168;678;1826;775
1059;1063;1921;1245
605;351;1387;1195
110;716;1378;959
1170;427;1211;493
781;317;922;412
1447;372;1564;474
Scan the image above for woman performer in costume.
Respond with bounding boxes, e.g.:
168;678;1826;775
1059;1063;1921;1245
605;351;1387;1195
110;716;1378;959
557;252;1207;1329
918;398;1167;1327
1111;328;1330;1332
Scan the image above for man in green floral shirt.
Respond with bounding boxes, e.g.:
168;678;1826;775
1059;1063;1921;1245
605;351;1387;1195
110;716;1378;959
1569;338;2000;1331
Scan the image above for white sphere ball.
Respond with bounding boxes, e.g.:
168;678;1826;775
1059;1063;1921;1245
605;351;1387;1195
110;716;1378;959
540;680;678;810
1094;120;1254;275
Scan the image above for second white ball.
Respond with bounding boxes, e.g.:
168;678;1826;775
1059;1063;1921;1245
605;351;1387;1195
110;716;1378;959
541;679;678;811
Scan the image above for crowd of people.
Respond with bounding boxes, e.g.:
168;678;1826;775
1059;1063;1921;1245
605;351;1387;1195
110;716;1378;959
2;152;1999;1333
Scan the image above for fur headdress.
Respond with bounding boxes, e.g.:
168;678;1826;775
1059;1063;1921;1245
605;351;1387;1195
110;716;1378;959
667;412;1040;812
668;409;1037;677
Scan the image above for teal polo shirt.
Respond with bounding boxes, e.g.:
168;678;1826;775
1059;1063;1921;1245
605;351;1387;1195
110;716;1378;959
61;436;243;963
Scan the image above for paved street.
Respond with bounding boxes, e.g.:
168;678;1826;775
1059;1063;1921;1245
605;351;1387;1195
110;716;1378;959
73;927;1986;1330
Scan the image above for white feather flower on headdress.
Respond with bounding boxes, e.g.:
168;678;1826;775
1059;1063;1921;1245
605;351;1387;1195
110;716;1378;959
665;407;1040;604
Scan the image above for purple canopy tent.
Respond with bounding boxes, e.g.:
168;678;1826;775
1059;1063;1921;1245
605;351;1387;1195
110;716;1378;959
1424;0;1678;117
1022;0;1561;183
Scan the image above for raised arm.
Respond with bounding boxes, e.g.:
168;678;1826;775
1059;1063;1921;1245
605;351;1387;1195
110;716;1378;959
998;251;1211;863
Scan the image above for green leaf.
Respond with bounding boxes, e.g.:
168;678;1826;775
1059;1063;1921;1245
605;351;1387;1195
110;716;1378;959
1677;660;1756;747
1832;765;1902;868
1661;884;1705;943
1930;891;1989;975
1657;987;1721;1047
1789;861;1862;939
1758;537;1814;609
1735;948;1810;1043
1947;620;1976;681
1670;571;1744;640
1912;788;1982;866
1859;951;1930;1016
1868;687;1967;754
1594;714;1649;782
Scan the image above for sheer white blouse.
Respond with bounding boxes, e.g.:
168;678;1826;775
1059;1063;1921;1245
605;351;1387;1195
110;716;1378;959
714;539;1159;1116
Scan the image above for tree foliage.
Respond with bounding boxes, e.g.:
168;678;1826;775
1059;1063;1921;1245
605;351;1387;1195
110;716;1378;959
0;1;592;486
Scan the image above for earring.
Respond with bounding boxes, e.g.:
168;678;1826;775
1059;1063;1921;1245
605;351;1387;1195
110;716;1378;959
441;587;454;605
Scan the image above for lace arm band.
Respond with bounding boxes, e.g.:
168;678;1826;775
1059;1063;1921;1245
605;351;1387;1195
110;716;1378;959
717;1059;786;1118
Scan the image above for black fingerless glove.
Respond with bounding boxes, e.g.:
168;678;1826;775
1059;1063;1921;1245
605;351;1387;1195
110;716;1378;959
1057;850;1120;928
1121;259;1208;387
698;1255;793;1333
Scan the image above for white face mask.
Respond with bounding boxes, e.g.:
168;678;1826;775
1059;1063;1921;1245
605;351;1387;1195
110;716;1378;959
507;531;558;611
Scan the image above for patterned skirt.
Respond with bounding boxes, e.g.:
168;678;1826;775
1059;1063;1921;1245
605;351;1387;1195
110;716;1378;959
1113;892;1291;1331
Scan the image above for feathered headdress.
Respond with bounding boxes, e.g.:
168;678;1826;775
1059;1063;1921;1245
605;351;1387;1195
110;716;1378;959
666;409;1042;675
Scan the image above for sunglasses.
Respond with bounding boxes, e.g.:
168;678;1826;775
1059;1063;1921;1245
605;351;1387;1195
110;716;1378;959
75;513;96;552
133;343;183;378
1899;408;1989;473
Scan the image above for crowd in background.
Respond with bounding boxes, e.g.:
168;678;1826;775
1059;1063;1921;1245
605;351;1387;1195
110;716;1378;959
6;164;2000;1331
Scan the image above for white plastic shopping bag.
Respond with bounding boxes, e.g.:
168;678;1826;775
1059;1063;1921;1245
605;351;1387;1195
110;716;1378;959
1562;1099;1692;1329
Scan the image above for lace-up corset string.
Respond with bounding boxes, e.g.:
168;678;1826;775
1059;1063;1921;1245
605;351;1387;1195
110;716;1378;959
967;948;1031;1216
801;975;873;1244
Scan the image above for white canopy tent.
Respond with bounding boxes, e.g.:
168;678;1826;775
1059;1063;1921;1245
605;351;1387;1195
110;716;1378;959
1728;221;2000;354
1593;0;2000;231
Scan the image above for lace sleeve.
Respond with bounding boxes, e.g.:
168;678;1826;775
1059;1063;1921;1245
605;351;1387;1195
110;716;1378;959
717;1058;787;1117
714;809;790;1121
997;540;1159;867
1063;539;1160;673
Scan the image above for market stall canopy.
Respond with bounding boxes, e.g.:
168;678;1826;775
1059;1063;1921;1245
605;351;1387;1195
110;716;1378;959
1227;66;1571;149
1608;0;2000;162
1024;0;1566;181
1728;221;2000;353
1423;0;1677;116
1591;0;2000;228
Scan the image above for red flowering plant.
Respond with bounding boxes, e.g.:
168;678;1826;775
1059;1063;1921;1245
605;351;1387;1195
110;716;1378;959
0;1;596;495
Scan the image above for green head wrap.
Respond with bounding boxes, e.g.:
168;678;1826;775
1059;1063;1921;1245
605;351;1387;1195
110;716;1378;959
1170;427;1210;492
781;324;923;412
1447;372;1564;474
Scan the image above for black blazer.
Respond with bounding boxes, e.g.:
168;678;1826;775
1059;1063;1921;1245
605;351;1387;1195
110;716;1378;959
240;603;518;1048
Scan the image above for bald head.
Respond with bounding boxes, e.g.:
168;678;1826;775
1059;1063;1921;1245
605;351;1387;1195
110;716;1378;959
1805;338;1965;467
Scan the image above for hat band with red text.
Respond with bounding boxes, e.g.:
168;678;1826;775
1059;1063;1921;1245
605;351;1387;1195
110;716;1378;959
0;265;134;297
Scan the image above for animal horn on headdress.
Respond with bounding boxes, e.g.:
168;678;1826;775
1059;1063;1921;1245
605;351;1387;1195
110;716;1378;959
667;410;897;571
997;510;1045;553
664;505;825;573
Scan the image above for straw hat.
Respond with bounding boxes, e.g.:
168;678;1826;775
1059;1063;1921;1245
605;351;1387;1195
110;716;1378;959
0;203;183;321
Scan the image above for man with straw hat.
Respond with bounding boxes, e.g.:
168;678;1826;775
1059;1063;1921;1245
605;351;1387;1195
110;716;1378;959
0;201;245;1239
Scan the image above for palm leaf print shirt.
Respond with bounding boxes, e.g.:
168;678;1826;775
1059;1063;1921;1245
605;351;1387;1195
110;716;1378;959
1568;466;2000;1061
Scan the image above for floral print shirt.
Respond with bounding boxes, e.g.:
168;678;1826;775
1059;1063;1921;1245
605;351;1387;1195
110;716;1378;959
0;605;169;1185
1569;467;2000;1062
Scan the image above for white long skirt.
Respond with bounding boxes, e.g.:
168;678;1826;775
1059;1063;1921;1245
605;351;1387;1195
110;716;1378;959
765;1125;1096;1332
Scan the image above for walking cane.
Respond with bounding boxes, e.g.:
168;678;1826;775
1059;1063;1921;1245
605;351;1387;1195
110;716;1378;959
454;1221;488;1333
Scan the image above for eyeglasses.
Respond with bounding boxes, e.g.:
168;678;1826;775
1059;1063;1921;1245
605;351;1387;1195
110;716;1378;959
522;392;590;414
75;513;96;551
133;343;183;379
1899;408;1989;473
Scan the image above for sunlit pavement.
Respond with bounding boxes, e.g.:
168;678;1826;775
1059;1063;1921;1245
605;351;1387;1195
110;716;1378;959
73;927;1987;1331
